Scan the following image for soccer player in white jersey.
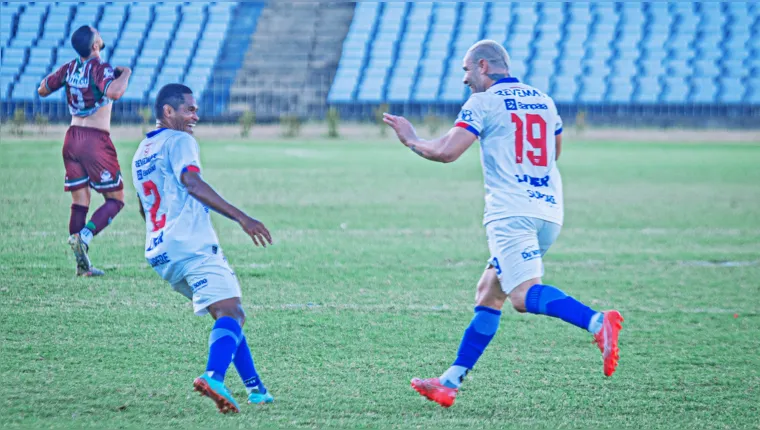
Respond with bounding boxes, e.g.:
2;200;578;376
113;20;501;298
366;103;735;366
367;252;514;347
383;40;623;408
132;84;274;413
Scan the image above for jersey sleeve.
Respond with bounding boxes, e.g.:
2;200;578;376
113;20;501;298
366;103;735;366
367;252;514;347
44;64;69;93
167;134;202;185
553;101;563;136
93;61;117;95
454;94;485;137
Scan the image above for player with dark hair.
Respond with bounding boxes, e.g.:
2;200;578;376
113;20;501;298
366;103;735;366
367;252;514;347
132;84;274;413
38;25;132;276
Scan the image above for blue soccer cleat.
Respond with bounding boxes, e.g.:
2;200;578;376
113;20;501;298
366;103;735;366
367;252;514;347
247;390;274;404
193;373;240;414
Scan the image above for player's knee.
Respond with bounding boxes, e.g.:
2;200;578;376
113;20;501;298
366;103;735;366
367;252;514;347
475;282;507;310
509;293;528;313
220;307;245;327
104;190;125;202
476;294;507;310
228;305;246;327
210;300;246;326
509;279;540;313
475;279;490;302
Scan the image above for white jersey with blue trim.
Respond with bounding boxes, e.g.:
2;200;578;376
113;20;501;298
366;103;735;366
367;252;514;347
131;128;220;284
455;77;564;226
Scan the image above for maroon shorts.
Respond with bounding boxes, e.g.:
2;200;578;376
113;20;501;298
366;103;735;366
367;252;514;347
62;125;123;193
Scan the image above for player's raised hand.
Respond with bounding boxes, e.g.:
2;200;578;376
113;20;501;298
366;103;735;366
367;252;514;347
238;215;272;248
114;66;131;78
383;113;418;146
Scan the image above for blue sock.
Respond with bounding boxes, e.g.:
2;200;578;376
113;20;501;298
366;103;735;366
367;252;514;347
441;306;501;388
233;336;267;394
205;316;242;382
525;284;602;333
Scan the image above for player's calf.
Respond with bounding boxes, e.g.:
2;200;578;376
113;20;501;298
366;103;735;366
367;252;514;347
513;280;623;376
509;280;603;333
209;300;272;404
79;198;124;247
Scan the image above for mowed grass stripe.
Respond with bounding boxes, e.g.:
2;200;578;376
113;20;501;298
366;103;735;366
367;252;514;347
0;138;758;428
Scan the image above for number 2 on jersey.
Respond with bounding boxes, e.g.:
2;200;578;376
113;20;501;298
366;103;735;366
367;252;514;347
142;180;166;231
511;113;548;167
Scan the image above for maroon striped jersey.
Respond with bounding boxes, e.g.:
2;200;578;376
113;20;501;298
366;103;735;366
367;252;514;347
45;56;116;117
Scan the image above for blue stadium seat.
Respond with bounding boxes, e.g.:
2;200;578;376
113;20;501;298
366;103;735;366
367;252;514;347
1;1;241;110
68;3;100;37
633;76;663;103
100;4;127;49
1;47;26;78
662;78;690;103
690;77;718;103
0;3;22;48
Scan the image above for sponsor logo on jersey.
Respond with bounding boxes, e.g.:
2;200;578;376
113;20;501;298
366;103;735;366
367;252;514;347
515;174;550;188
146;231;164;252
191;278;208;293
66;74;89;88
136;164;156;180
100;170;113;183
505;99;548;110
459;109;473;121
135;153;158;168
494;88;544;98
521;247;541;261
518;102;548;110
527;190;557;204
148;252;171;267
103;67;114;80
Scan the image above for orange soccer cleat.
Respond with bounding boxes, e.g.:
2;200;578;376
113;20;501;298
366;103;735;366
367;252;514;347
411;378;458;408
593;310;624;377
193;374;240;414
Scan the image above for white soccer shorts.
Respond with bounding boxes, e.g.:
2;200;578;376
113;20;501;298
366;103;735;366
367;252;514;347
486;216;561;294
171;253;242;316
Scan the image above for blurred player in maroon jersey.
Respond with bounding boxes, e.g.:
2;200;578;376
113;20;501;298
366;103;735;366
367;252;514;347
38;25;132;276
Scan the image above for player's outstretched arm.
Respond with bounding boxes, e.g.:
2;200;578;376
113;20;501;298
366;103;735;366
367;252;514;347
105;67;132;100
37;79;52;97
181;171;272;247
555;134;563;161
38;64;68;97
383;113;477;163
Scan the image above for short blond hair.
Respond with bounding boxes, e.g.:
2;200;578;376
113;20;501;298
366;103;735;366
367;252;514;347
466;39;510;72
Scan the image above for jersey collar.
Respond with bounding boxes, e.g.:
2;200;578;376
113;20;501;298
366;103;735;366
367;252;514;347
495;77;520;84
76;56;96;68
146;128;167;138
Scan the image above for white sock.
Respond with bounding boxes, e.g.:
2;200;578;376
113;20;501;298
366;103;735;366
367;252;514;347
79;227;93;247
588;312;604;334
439;365;469;389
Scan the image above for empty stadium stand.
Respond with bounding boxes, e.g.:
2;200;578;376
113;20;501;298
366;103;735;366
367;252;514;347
0;1;262;116
228;0;354;119
329;2;760;106
1;1;758;126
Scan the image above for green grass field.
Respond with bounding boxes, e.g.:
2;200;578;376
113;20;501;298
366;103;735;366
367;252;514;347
1;134;758;428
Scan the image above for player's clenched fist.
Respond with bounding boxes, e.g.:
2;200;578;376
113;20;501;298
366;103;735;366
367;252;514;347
114;66;131;78
238;215;272;247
